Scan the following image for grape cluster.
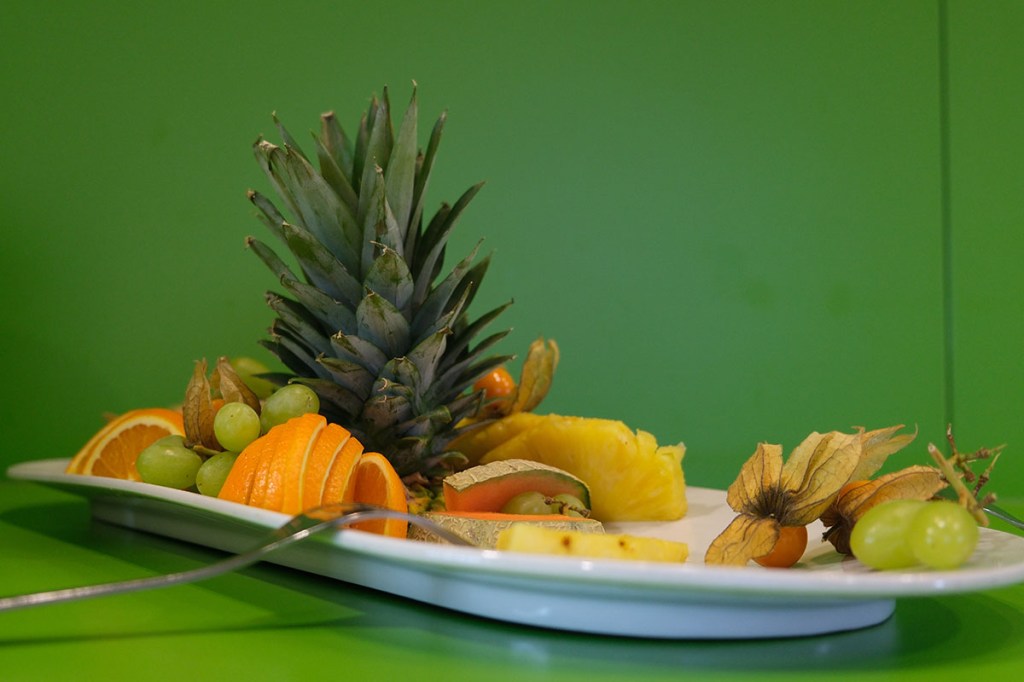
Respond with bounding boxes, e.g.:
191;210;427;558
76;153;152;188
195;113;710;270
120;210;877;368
850;499;979;570
137;382;320;496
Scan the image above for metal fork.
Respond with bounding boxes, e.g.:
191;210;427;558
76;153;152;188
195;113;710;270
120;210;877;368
985;503;1024;531
937;488;1024;532
0;503;473;612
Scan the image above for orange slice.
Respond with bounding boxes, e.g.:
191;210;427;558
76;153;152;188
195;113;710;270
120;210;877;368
320;435;364;506
66;408;185;481
279;415;325;514
348;452;408;538
218;427;275;505
304;424;362;510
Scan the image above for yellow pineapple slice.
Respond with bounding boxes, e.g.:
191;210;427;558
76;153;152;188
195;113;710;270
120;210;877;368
496;523;688;562
479;415;686;522
451;412;546;464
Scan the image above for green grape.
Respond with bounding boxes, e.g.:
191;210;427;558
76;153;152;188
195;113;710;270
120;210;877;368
501;491;554;515
260;383;320;433
136;435;203;490
214;402;261;452
230;356;276;399
850;499;927;570
550;493;589;517
196;451;239;497
908;500;979;570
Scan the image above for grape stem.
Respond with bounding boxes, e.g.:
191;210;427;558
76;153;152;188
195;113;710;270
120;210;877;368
928;425;1002;527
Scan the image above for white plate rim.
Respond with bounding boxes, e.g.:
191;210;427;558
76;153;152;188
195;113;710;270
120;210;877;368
8;458;1024;600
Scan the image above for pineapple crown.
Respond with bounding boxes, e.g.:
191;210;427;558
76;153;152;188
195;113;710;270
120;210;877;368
245;85;512;476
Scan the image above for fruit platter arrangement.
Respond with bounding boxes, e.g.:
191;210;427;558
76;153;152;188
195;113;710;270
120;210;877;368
10;86;1024;639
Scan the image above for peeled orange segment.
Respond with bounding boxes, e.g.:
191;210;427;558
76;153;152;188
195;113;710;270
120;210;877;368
311;428;363;508
217;429;272;505
245;422;285;508
251;413;320;512
280;416;326;515
348;452;408;538
300;423;348;510
65;408;185;481
218;413;369;516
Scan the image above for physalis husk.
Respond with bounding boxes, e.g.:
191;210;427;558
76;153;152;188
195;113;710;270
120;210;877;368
183;356;261;454
478;337;559;419
705;425;917;566
820;464;946;554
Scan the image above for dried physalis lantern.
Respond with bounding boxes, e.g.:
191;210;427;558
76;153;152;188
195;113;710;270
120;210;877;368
705;425;918;568
704;431;861;567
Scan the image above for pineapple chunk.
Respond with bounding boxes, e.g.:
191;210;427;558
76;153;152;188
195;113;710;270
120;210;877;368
496;524;688;563
451;412;546;464
479;415;686;522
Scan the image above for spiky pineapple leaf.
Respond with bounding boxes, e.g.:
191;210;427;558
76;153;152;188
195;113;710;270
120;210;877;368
248;190;287;239
449;254;492;321
412;182;484;307
269;325;331;380
361;165;404;272
431;334;514;402
255;140;361;275
330;332;389;376
312;132;359;215
443;300;513;362
272;113;308;161
355;291;410;358
357;95;394;224
318;355;376;402
411;241;481;337
279;222;362;308
265;293;333;358
320;111;355;181
361;391;413;435
293;376;365;417
404;328;450;401
406;110;446;256
247;237;355;333
352;110;371;191
386;87;419;239
379;356;420;393
363;246;414;315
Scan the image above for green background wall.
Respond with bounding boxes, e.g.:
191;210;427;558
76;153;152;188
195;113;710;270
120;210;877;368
2;1;1021;492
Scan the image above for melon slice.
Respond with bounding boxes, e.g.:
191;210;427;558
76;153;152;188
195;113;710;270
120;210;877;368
443;459;591;512
407;511;604;548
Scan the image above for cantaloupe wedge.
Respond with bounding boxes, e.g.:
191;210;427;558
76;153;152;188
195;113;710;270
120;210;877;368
407;511;604;548
443;459;591;512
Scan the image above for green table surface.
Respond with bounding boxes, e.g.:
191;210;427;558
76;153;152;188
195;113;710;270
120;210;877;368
2;478;1023;682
